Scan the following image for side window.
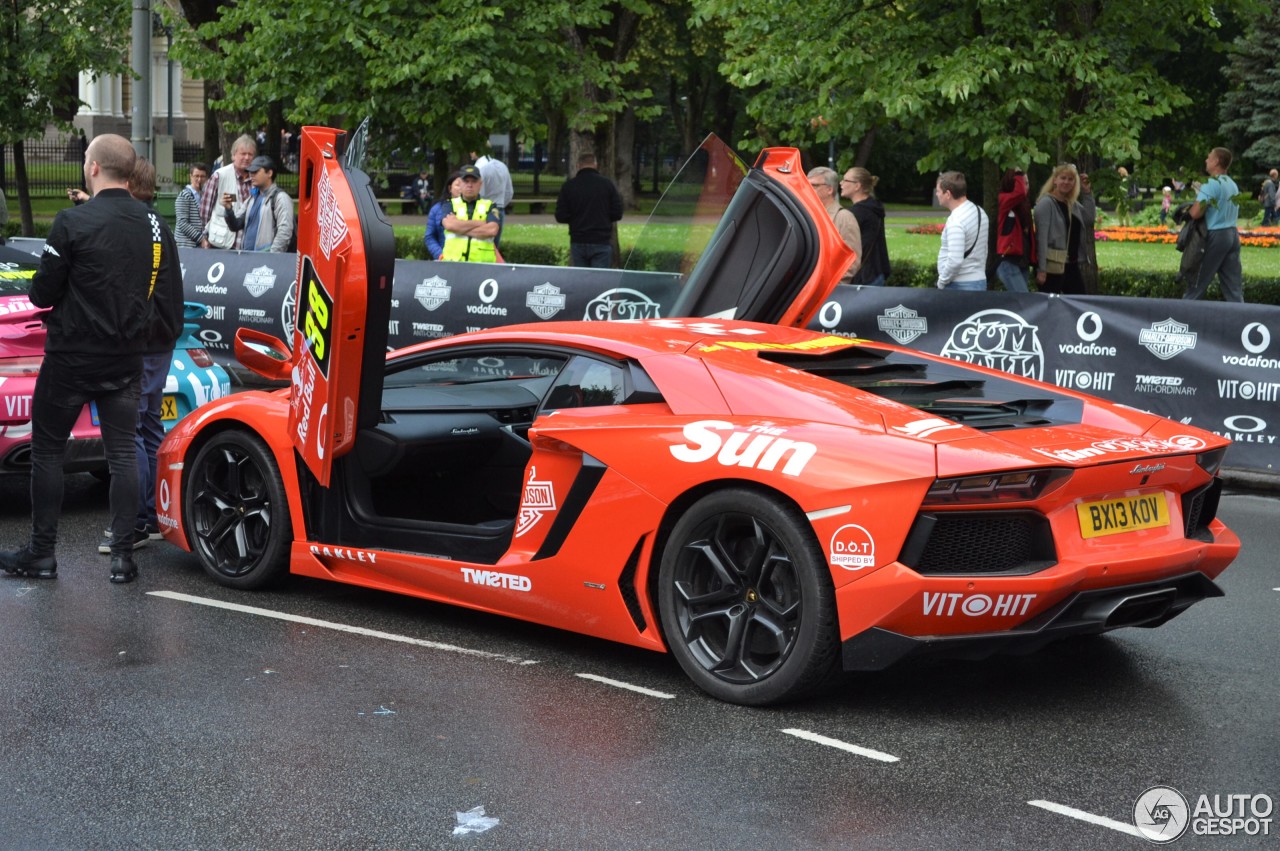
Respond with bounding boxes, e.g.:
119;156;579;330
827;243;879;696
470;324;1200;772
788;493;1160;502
383;352;566;390
543;357;627;411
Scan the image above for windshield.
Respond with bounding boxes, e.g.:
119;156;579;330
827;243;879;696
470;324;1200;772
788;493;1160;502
0;244;40;293
624;134;748;277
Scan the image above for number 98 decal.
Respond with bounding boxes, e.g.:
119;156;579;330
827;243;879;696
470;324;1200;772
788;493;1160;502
298;256;334;378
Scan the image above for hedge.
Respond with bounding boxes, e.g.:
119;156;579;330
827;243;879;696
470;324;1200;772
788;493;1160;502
884;259;1280;304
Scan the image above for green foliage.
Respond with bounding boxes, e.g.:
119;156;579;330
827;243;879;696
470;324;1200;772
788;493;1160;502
501;243;569;267
172;0;673;170
4;220;51;240
693;0;1246;177
0;0;131;142
1220;6;1280;170
880;259;1280;303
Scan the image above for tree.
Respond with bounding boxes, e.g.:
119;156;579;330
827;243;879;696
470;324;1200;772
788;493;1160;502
693;0;1247;191
1220;6;1280;175
171;0;671;197
0;0;130;234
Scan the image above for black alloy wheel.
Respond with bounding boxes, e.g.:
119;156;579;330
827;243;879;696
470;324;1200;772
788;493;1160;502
658;488;839;705
184;430;291;589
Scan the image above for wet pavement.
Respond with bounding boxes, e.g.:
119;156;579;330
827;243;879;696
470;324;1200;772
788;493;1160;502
1;476;1275;850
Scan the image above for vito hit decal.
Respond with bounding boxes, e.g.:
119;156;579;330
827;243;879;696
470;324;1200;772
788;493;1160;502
922;592;1037;617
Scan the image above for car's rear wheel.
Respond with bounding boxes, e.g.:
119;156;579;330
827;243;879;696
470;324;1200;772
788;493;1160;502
658;489;839;705
184;431;291;589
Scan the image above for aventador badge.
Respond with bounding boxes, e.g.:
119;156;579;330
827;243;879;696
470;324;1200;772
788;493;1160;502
516;466;557;537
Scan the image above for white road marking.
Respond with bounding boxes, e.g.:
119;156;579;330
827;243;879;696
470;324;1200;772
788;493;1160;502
1027;800;1143;838
147;590;540;665
575;673;675;699
780;728;900;763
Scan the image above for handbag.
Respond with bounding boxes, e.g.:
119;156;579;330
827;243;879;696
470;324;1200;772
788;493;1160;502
206;202;240;249
1045;248;1068;275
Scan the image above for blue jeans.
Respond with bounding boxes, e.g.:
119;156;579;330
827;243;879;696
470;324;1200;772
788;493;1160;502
571;243;613;268
944;279;987;292
858;274;886;287
29;356;140;557
995;260;1029;293
135;351;171;531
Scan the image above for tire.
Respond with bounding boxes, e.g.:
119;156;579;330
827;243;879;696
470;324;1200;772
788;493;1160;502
657;489;839;706
184;431;292;589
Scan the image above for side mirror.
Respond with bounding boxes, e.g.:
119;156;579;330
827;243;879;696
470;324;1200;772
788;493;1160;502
234;327;294;382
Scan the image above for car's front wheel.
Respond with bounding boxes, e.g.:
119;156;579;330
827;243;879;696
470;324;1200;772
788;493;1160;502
658;489;839;705
184;431;291;589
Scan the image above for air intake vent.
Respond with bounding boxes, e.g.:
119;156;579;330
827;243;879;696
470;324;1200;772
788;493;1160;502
901;510;1057;576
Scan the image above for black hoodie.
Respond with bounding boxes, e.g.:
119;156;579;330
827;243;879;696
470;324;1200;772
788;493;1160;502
850;197;891;284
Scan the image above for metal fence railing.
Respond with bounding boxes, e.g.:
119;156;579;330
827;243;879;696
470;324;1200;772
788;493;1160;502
1;136;205;196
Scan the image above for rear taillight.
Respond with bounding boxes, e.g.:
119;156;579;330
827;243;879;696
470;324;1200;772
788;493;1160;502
1196;447;1227;476
923;468;1072;506
189;348;215;368
0;355;42;376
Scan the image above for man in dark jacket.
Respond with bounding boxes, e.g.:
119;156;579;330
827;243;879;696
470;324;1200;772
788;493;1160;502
0;134;183;584
555;153;623;268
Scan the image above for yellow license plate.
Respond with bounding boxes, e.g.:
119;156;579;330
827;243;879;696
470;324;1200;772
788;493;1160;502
1077;494;1169;539
161;395;179;421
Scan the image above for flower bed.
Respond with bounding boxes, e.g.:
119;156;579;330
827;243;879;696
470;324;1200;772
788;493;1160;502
1094;226;1280;248
906;222;1280;247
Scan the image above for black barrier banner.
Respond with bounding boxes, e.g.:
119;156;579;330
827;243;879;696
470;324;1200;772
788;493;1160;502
810;288;1280;473
175;248;682;359
14;238;1275;475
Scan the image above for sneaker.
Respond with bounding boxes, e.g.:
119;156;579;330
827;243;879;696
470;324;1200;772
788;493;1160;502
0;547;57;579
109;553;138;584
98;528;150;555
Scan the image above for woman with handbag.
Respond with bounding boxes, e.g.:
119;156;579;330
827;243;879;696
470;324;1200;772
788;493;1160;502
1033;163;1096;295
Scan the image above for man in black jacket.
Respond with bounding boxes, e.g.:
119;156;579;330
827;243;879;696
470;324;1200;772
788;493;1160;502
0;134;183;584
555;153;623;268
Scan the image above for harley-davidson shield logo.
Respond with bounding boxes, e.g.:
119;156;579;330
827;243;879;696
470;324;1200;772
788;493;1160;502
516;466;557;537
415;276;451;311
1139;318;1197;361
877;304;928;345
243;265;277;298
526;283;566;320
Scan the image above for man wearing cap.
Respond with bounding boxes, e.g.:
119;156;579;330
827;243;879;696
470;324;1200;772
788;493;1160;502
441;164;500;263
219;155;294;252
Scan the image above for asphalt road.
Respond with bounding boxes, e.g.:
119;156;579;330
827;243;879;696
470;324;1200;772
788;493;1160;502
0;476;1275;850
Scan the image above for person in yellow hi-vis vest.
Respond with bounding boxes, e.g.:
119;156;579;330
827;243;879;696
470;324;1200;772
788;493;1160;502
440;164;500;262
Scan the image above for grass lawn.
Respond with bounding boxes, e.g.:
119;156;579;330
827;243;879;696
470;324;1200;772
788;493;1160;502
884;222;1280;279
398;214;1280;281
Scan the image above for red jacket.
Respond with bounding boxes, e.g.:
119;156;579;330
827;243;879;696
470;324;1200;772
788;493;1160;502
996;176;1036;263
